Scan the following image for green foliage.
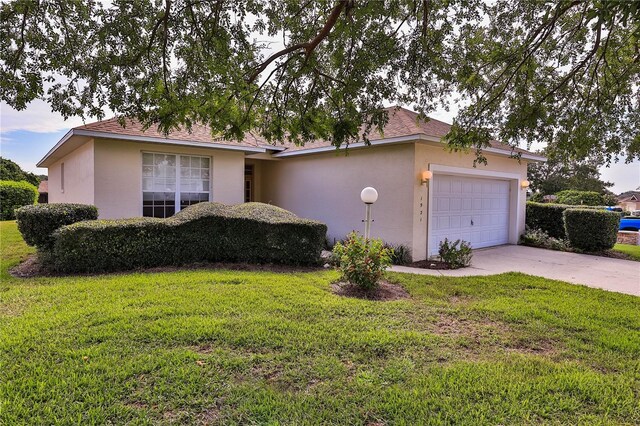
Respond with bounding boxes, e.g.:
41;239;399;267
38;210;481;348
602;193;618;206
555;190;605;206
15;203;98;250
0;180;37;220
49;202;327;273
382;242;412;265
0;157;41;186
563;209;620;252
1;1;638;163
332;232;392;291
520;228;569;252
528;192;544;203
438;238;472;269
527;152;614;196
2;221;640;424
526;202;569;239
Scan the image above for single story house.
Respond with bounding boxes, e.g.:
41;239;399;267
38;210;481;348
37;106;545;260
618;192;640;213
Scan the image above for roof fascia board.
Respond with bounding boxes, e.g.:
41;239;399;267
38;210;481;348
73;130;266;153
36;129;76;167
37;129;267;167
272;134;425;158
273;133;547;162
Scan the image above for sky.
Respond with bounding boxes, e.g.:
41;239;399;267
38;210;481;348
1;99;639;194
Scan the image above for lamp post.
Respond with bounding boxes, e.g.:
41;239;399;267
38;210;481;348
360;187;378;240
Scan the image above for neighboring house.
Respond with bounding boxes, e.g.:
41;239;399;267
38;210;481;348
37;180;48;203
36;106;545;260
618;192;640;213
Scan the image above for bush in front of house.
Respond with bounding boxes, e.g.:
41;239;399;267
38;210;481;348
563;208;620;252
15;203;98;249
520;228;570;251
438;238;472;269
555;190;605;206
332;232;392;291
0;180;38;220
526;202;569;239
49;202;327;273
382;242;412;265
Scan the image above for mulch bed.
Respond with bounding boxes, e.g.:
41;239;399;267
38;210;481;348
330;281;411;301
404;259;454;270
9;254;324;279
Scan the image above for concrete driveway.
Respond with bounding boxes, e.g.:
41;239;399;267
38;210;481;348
390;245;640;296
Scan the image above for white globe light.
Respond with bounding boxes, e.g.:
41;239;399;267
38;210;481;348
360;187;378;204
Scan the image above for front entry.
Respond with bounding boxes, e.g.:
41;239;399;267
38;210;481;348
429;174;510;256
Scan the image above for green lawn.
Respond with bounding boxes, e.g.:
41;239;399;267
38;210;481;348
614;243;640;261
1;221;639;425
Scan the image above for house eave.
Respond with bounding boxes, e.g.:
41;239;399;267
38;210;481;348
272;133;547;162
37;129;267;167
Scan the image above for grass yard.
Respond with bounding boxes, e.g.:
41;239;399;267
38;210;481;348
614;243;640;261
1;221;639;425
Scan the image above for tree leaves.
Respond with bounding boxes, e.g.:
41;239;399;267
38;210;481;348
0;0;638;163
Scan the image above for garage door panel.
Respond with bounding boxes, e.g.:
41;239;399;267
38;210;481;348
430;175;511;256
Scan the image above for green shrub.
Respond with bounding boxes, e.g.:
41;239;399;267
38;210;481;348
602;193;618;206
382;243;412;265
526;202;569;239
438;238;472;269
0;180;38;220
520;228;569;251
49;202;327;273
332;232;392;291
563;209;620;252
15;203;98;249
528;192;544;203
555;190;605;206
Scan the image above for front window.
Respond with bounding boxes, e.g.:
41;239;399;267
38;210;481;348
142;153;210;218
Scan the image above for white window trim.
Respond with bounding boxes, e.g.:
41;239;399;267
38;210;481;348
140;151;212;217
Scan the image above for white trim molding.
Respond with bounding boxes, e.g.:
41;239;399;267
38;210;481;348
273;134;547;162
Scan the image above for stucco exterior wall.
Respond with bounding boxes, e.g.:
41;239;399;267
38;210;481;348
413;143;529;260
259;144;416;247
93;138;245;219
47;140;95;205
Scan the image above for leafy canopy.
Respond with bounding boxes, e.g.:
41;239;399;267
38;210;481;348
527;149;614;195
0;157;41;186
1;0;638;163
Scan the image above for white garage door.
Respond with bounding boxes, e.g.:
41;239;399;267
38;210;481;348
430;175;510;256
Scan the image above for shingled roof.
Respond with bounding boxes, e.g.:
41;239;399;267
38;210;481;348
71;106;536;156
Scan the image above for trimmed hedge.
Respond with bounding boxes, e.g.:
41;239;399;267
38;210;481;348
526;202;569;239
555;190;604;206
16;203;98;249
50;202;327;272
526;203;614;239
563;209;620;252
0;180;38;220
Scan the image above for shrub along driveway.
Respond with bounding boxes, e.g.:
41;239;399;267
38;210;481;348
2;221;640;424
392;245;640;296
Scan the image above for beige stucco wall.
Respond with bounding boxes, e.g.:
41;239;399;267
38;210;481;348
413;143;529;260
259;141;528;261
47;140;95;205
259;144;416;247
93;138;245;219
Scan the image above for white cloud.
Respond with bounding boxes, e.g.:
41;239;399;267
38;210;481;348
0;100;87;133
600;160;640;194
